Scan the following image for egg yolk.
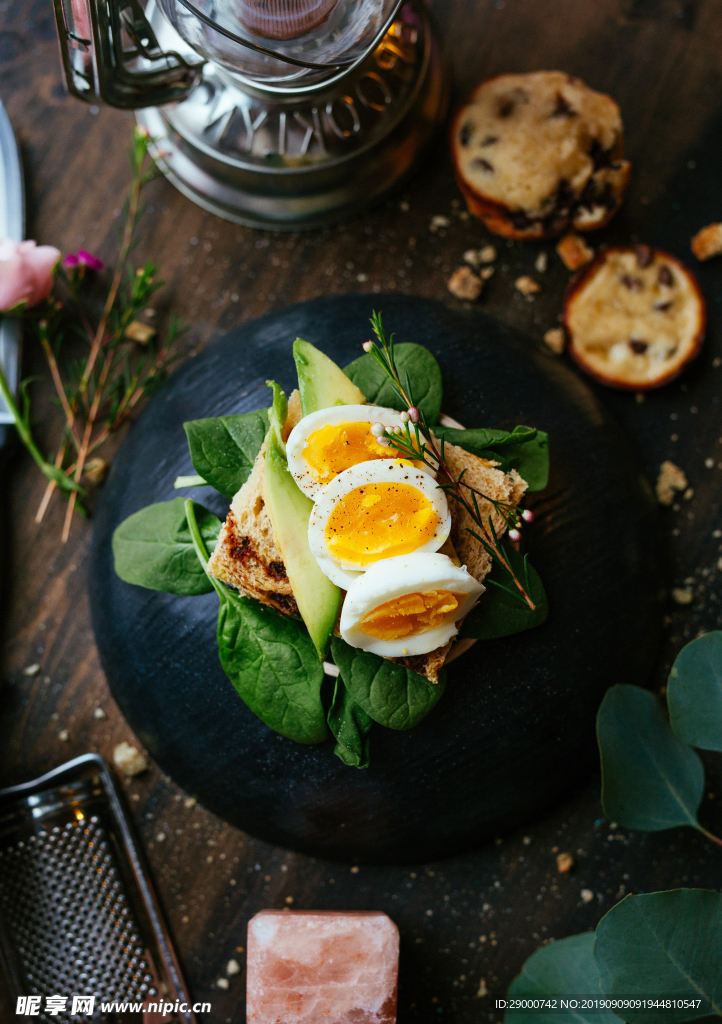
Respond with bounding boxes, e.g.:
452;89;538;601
359;590;462;640
324;482;439;565
303;421;391;484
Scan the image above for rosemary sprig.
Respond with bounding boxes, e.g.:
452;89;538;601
2;126;183;540
362;312;536;610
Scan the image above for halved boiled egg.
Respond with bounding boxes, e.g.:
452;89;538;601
287;404;417;501
340;552;484;657
308;460;451;589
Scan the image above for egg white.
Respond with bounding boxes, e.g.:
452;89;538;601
340;552;485;657
308;459;451;586
287;404;415;501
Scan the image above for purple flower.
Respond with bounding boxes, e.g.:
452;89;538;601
63;250;104;273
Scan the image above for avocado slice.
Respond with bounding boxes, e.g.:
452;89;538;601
264;382;341;659
293;338;366;416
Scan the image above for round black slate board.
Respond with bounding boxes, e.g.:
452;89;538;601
89;294;662;864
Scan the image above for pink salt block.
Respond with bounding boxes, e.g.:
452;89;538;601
246;909;399;1024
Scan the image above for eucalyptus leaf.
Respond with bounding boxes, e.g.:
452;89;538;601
184;408;269;499
216;587;328;745
667;631;722;752
461;545;548;641
506;933;619;1024
112;498;221;596
595;889;722;1022
344;342;443;424
331;637;445;730
597;685;705;832
435;425;550;492
327;676;372;768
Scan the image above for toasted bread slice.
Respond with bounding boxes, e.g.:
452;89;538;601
207;408;528;684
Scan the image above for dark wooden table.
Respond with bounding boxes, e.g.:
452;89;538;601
3;0;722;1020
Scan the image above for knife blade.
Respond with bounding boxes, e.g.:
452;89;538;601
0;99;25;442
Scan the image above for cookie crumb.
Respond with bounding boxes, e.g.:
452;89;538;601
543;328;565;354
477;978;488;998
691;223;722;261
556;233;594;270
515;275;541;296
535;251;548;273
184;796;197;809
448;266;483;301
227;959;240;976
216;977;230;990
58;729;69;742
113;741;149;777
430;215;451;232
285;895;295;905
93;707;106;720
24;663;41;677
672;587;693;605
556;852;574;873
655;461;688;506
580;888;594;903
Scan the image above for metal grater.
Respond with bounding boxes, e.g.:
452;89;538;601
0;754;197;1023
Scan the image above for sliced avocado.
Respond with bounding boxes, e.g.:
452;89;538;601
264;382;342;658
293;338;366;415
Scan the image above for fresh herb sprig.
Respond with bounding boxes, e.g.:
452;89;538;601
362;312;536;610
0;126;183;541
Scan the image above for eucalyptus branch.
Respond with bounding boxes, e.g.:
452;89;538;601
362;312;536;610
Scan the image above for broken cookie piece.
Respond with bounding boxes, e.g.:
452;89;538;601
556;233;594;270
448;265;483;301
656;460;688;506
564;246;705;390
451;71;631;240
691;222;722;261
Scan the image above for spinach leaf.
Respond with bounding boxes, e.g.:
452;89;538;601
667;631;722;752
461;545;548;641
184;500;327;745
327;676;372;768
184;408;269;499
597;684;705;833
435;425;549;491
344;343;443;424
507;933;616;1024
112;498;221;596
595;889;722;1022
216;588;328;744
331;637;446;730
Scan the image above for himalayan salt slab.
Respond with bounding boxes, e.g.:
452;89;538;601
246;910;399;1024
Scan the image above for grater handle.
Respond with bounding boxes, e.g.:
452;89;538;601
52;0;204;109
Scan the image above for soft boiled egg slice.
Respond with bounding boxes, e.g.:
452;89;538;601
308;459;451;589
340;552;485;657
286;404;422;501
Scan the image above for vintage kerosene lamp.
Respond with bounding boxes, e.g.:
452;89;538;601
52;0;448;227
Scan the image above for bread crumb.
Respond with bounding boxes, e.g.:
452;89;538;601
556;233;594;270
184;796;197;809
480;266;495;280
515;275;541;296
217;977;230;990
656;461;688;506
125;320;156;344
672;587;693;605
580;888;594;903
350;865;360;874
156;832;166;843
463;245;497;268
58;729;69;742
227;959;240;976
93;707;106;720
535;251;548;273
691;223;722;261
430;215;451;232
113;741;149;776
556;852;574;874
24;663;40;676
84;457;109;486
448;266;483;301
285;895;295;905
477;978;488;998
543;328;565;354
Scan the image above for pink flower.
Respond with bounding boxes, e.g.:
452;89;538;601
63;249;104;272
0;238;61;312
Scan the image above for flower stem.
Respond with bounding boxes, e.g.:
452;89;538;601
696;825;722;848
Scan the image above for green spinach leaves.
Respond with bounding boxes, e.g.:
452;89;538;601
112;498;222;596
435;424;549;492
345;343;443;424
461;545;548;641
331;637;446;730
327;676;373;768
184;409;268;499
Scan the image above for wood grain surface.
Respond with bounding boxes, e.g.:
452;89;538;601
2;0;722;1020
